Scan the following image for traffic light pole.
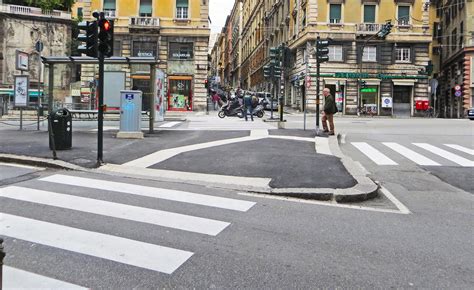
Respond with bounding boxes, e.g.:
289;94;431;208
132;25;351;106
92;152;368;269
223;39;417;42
97;53;104;165
315;37;321;134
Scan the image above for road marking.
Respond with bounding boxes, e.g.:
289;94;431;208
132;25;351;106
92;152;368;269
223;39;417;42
315;137;332;155
237;192;409;215
39;174;256;212
159;121;181;128
250;129;269;137
351;142;398;165
0;213;193;274
382;142;441;166
413;143;474;167
444;144;474;156
3;266;87;289
123;135;265;168
0;162;44;170
0;186;229;236
267;135;315;142
379;186;411;214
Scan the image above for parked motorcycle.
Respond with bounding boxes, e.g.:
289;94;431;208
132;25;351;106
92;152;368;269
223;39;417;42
252;101;265;118
218;98;244;118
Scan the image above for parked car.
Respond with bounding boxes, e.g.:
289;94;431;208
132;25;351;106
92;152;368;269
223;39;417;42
256;92;278;110
468;107;474;120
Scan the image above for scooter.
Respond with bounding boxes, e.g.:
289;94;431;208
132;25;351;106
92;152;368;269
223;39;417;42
252;101;266;118
218;98;244;118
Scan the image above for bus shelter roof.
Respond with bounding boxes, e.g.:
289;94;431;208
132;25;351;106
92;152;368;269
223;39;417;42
41;56;159;65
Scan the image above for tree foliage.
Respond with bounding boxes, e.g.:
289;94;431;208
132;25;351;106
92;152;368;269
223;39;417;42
4;0;76;12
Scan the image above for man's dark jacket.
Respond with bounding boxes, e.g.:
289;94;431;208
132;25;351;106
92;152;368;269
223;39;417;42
324;94;337;114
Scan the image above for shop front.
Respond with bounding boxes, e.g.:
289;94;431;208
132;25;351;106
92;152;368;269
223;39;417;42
168;76;193;111
392;80;415;117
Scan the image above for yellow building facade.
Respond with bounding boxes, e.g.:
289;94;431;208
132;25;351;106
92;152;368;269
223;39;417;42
73;0;210;111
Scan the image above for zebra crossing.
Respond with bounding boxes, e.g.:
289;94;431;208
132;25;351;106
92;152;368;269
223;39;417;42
350;142;474;167
0;174;256;287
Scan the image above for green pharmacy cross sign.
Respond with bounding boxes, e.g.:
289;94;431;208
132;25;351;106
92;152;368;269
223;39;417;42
360;88;377;93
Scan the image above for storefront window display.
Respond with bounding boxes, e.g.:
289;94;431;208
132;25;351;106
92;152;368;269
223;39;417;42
360;86;378;114
168;76;193;111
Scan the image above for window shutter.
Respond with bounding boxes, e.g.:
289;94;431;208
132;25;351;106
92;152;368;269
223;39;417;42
177;0;188;7
342;45;348;62
364;5;376;23
391;44;396;64
376;45;381;62
410;46;415;63
139;0;152;14
104;0;116;10
330;4;341;21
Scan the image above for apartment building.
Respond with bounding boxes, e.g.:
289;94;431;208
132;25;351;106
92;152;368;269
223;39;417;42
433;0;473;118
73;0;210;112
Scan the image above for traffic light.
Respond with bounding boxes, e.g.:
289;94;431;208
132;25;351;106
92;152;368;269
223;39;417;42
377;21;393;39
269;47;280;62
204;79;208;89
98;19;114;57
263;65;272;78
316;39;330;64
77;21;98;57
273;66;282;78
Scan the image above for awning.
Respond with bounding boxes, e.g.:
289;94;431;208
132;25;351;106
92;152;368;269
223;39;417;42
323;79;346;85
393;79;417;86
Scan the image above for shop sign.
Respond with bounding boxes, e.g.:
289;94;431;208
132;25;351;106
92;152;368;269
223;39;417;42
335;72;369;78
360;88;377;93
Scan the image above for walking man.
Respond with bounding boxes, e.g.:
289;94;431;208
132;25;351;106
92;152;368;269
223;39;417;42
211;91;220;110
243;92;254;121
322;88;337;135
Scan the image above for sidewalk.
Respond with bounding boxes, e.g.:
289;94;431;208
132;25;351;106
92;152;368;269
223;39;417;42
0;120;378;202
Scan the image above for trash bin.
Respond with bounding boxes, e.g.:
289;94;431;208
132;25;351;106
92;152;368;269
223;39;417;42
49;108;72;150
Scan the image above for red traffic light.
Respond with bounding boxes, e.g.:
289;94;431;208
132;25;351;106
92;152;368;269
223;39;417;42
102;20;111;31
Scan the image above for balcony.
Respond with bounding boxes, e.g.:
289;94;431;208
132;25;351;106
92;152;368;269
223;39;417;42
129;17;160;28
104;9;116;19
0;3;71;20
356;23;382;34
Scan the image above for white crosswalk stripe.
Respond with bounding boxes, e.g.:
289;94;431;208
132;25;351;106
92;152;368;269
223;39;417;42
159;121;182;128
350;141;474;167
4;266;87;289
351;142;398;165
444;144;474;156
39;174;256;212
413;143;474;167
0;186;230;236
0;174;256;281
382;142;441;166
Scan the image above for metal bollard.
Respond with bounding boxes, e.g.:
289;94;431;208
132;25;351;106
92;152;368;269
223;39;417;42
0;238;4;290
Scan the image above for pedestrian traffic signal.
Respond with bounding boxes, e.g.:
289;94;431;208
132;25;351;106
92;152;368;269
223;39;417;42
360;80;367;89
98;19;114;57
316;39;330;64
263;65;272;78
269;47;280;61
77;21;98;57
377;21;393;39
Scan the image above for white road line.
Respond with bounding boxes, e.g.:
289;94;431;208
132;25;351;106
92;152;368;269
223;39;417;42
237;192;409;215
0;214;193;274
413;143;474;167
444;144;474;156
3;266;87;289
0;186;229;236
315;137;332;155
351;142;398;165
159;121;181;128
39;174;256;212
268;135;315;142
0;162;44;170
124;135;264;168
378;186;411;214
382;142;441;166
250;129;269;137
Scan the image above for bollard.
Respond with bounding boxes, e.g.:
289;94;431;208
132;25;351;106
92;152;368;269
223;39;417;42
0;238;4;290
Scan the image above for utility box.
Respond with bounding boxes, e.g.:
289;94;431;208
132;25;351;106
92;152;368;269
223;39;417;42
117;90;144;139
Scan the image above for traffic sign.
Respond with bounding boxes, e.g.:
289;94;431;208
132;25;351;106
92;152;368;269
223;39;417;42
35;41;44;53
454;85;461;91
454;90;462;97
305;76;311;88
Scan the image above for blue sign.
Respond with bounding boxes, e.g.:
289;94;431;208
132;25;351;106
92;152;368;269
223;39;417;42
125;94;134;101
454;90;462;97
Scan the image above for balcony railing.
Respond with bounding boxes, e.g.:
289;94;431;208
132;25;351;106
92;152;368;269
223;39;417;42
357;23;382;33
129;17;160;28
104;9;116;19
0;3;71;20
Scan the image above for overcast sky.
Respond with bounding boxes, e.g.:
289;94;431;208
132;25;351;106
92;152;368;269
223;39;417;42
209;0;235;34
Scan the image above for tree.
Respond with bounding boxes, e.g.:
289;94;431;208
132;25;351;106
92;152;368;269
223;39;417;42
4;0;76;12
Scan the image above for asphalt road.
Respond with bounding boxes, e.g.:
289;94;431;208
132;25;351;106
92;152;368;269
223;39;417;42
1;168;472;288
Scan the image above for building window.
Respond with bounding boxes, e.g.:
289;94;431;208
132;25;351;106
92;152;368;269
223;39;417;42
460;22;464;47
139;0;152;17
398;6;410;26
329;4;342;24
363;5;376;23
113;40;121;56
395;47;410;63
362;46;376;62
328;45;343;62
103;0;116;12
77;7;83;19
169;42;193;60
176;0;189;19
301;6;306;28
452;28;457;51
132;41;156;57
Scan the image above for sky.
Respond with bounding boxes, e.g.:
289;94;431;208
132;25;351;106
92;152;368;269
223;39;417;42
209;0;235;34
